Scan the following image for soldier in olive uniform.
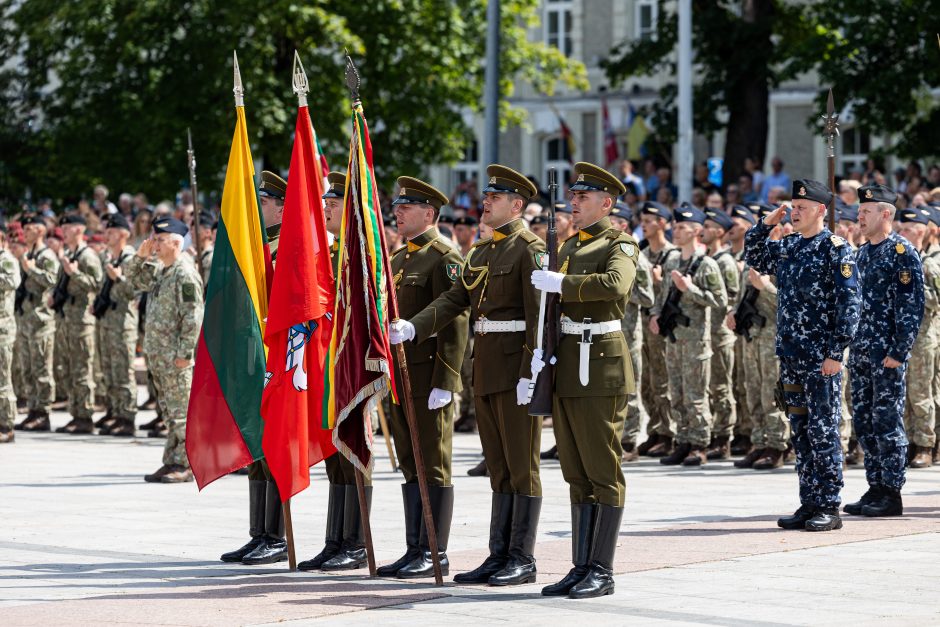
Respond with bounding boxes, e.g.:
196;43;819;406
54;214;104;434
529;162;636;599
0;224;21;443
127;218;203;483
94;214;140;437
372;176;468;579
650;207;728;466
14;215;60;432
221;171;290;563
298;172;373;572
390;164;545;587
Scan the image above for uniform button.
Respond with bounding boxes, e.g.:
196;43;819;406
599;352;605;357
483;297;487;301
405;254;410;259
576;242;581;247
491;244;496;249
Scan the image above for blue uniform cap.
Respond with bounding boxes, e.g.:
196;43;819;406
673;206;706;225
704;208;733;231
152;217;189;237
730;204;756;225
898;207;931;225
641;201;671;221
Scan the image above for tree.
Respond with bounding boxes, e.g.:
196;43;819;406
0;0;586;205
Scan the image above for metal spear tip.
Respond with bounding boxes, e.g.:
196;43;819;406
233;50;244;107
826;88;834;115
187;127;193;149
293;50;309;106
345;53;361;105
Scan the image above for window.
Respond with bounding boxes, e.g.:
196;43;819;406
839;127;870;177
545;0;573;57
636;0;658;41
545;137;572;189
451;139;479;208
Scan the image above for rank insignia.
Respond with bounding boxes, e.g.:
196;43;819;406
841;263;853;278
534;252;547;269
620;242;636;257
182;283;196;302
488;176;497;185
799;186;806;197
900;270;912;285
865;189;873;199
445;264;461;282
399;188;406;196
895;243;906;254
830;235;845;247
577;174;585;182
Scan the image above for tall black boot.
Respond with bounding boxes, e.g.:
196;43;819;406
377;483;423;576
569;504;624;599
242;481;288;565
220;480;266;562
398;485;454;578
453;493;513;584
541;503;596;596
321;485;372;570
298;484;346;571
488;494;542;586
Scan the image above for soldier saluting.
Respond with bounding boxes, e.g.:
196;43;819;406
528;162;637;599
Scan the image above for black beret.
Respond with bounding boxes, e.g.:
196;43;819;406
197;211;216;228
152;217;189;237
60;214;86;226
858;183;898;206
898;207;931;225
730;205;756;225
529;215;548;226
454;216;478;227
105;214;131;231
437;214;455;225
20;214;46;226
554;201;573;215
792;179;832;206
930;206;940;227
704;208;733;231
838;204;858;223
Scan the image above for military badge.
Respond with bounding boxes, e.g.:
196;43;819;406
681;211;693;218
488;176;497;185
620;242;635;257
830;235;845;247
865;189;873;199
534;252;547;269
1;260;12;272
182;282;196;302
577;174;585;182
895;243;906;254
799;186;806;197
841;263;853;278
445;263;461;282
899;270;912;285
399;188;406;196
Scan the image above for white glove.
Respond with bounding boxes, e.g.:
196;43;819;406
389;319;415;345
531;269;564;293
428;388;453;410
516;378;534;405
531;348;546;376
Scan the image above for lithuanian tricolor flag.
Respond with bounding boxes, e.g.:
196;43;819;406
186;104;272;489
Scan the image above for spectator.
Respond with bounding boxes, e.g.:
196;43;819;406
131;209;154;248
705;190;724;210
761;157;790;202
767;186;788;207
619;160;645;200
656;166;678;201
693;162;718;195
133;193;152;214
744;157;765;200
118;193;133;217
643;159;660;199
690;188;706;210
839;180;861;207
724;183;741;207
738;173;758;203
93;184;118;214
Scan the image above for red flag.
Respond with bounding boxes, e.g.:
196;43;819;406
260;104;336;500
603;97;620;166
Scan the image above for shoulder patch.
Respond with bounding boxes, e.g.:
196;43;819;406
41;257;54;271
181;282;196;303
534;251;548;269
830;235;846;247
430;239;451;255
706;271;721;289
471;237;492;249
899;269;912;285
1;259;12;272
895;242;906;255
620;242;636;257
445;263;461;282
841;263;853;278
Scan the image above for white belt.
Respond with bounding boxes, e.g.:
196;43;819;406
473;319;526;334
561;317;621;386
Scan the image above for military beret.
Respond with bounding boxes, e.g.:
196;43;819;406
482;164;539;199
704;208;733;231
437;213;455;225
89;233;106;244
197;211;216;228
105;214;131;231
899;207;931;225
259;170;287;200
20;214;46;226
152;216;189;236
838;204;858;224
792;179;832;206
554;201;573;215
48;227;63;241
730;204;756;225
858;183;898;206
59;214;86;226
529;215;548;226
322;171;346;200
568;161;627;196
454;216;478;227
393;176;449;210
674;206;706;225
929;205;940;227
641;201;671;220
611;201;632;221
746;202;772;217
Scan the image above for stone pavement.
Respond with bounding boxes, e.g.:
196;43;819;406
3;405;940;625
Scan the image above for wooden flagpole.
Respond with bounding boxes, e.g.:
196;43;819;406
376;404;398;472
354;467;377;576
282;500;297;571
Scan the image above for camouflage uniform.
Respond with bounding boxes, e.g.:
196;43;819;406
850;232;924;491
732;250;751;439
126;254;203;467
0;249;21;431
53;318;69;401
621;251;655;446
640;244;679;438
198;247;214;288
17;245;59;414
905;253;940;448
60;244;104;419
709;249;740;439
97;246;139;420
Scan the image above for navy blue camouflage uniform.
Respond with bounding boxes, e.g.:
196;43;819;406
849;231;924;491
745;221;860;510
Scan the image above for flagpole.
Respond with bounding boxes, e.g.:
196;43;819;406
345;54;444;587
376;404;398;472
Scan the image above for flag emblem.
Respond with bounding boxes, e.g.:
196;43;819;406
445;263;461;281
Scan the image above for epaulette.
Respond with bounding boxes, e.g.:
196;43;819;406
391;244;408;257
430;239;451;255
519;229;539;244
471;237;491;249
830;235;846;247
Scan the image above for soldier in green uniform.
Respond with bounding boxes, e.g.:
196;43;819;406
528;162;635;599
371;176;468;579
0;223;21;443
390;164;545;586
298;171;373;572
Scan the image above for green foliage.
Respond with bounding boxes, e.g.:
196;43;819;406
0;0;586;205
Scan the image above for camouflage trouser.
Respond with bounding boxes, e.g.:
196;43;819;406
64;320;96;419
849;352;909;491
780;357;844;509
98;319;138;419
838;373;854;451
665;338;712;447
12;329;25;401
151;358;193;468
622;325;643;446
904;342;936;448
54;319;69;402
642;318;673;437
0;342;16;430
709;341;736;438
745;333;788;451
20;326;55;413
733;338;751;436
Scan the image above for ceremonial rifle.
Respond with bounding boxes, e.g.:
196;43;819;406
822;88;839;232
187;128;204;255
529;168;559;416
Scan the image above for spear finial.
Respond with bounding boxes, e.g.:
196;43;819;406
822;87;839;158
345;50;361;107
293;50;308;107
233;50;244;107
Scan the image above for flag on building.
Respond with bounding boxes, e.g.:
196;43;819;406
186;104;272;490
558;113;576;164
626;104;650;161
602;97;620;166
260;103;337;500
325;101;398;473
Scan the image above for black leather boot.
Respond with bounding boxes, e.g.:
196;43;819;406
805;507;842;531
569;504;623;599
321;485;372;570
398;485;454;578
298;484;346;571
377;483;423;576
488;494;542;586
844;485;883;515
542;503;595;596
659;441;691;466
242;481;288;564
861;488;903;517
777;504;816;530
454;492;513;584
220;480;266;562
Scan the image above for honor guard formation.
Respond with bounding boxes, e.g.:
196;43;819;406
7;154;940;599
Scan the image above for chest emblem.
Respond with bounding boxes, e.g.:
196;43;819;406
895;243;906;254
899;270;912;285
841;263;853;278
445;263;461;282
